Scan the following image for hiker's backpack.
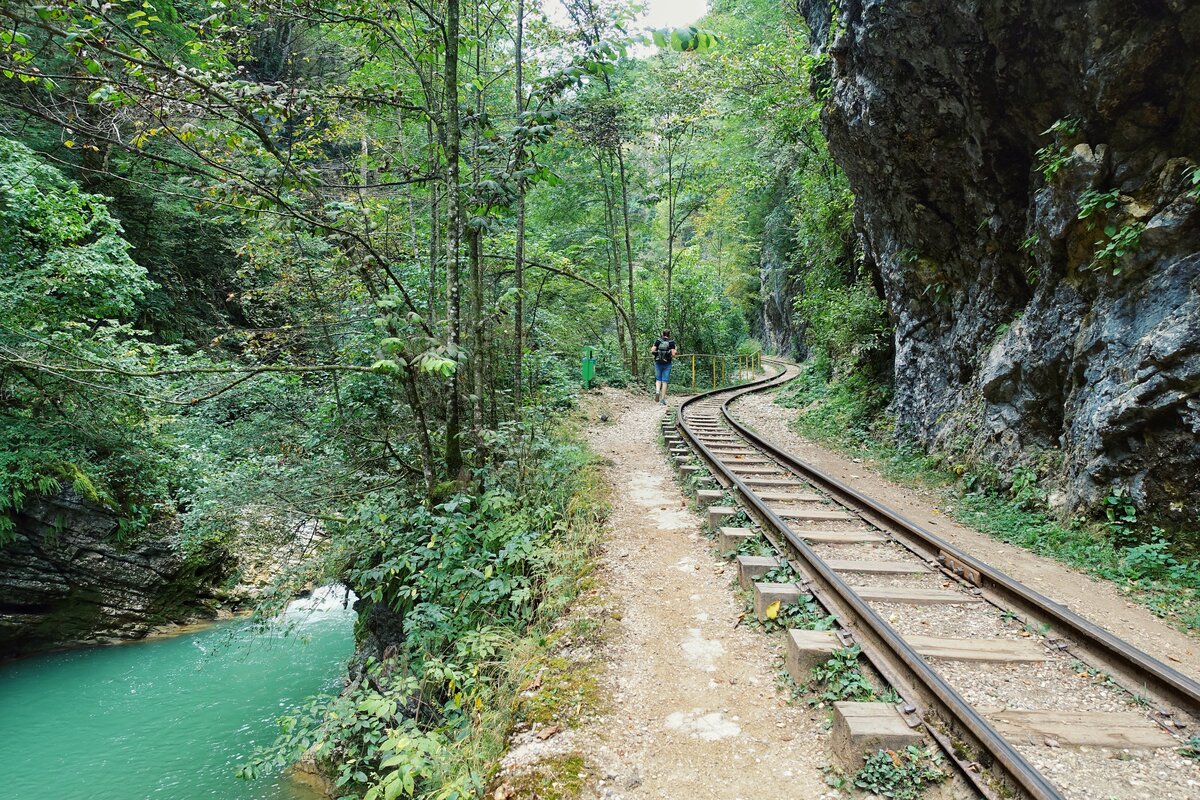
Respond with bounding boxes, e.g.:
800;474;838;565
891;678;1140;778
654;338;673;364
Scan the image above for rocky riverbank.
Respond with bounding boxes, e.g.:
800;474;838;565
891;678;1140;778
0;491;234;660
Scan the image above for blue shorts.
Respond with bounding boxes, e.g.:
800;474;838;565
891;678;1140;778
654;361;672;382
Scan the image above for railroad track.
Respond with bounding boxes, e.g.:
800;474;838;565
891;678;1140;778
662;359;1200;800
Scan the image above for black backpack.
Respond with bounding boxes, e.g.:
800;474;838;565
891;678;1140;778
654;338;673;364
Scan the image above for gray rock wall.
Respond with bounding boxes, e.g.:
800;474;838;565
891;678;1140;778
756;166;809;359
0;492;230;659
799;0;1200;529
758;208;801;357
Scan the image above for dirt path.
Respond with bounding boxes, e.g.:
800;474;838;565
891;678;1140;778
497;382;1197;800
552;388;835;799
728;391;1200;682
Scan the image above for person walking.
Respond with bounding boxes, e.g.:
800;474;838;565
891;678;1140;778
650;329;677;405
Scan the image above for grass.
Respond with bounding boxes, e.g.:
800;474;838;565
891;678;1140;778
493;752;593;800
513;644;603;728
1180;735;1200;761
774;362;1200;634
435;505;608;798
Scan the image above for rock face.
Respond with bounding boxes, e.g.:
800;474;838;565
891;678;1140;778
800;0;1200;530
0;492;230;660
758;196;802;356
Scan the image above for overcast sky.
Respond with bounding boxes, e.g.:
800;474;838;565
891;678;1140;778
639;0;709;28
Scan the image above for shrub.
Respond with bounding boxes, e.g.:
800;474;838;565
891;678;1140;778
798;280;890;374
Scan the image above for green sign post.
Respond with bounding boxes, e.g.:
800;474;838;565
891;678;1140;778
581;346;596;389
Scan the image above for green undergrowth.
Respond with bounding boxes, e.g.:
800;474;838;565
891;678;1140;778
1180;735;1200;761
512;596;607;729
775;361;1200;634
239;415;609;799
714;506;752;529
769;598;837;634
732;533;772;558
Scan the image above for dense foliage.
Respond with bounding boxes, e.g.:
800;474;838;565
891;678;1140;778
0;137;171;540
238;418;603;798
4;0;1194;794
0;0;802;794
0;0;769;541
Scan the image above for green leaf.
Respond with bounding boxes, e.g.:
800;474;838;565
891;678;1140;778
370;359;401;375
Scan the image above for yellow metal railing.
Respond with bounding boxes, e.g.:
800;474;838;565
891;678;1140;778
646;351;762;394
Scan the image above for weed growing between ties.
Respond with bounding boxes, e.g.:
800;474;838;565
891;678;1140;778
761;561;797;584
734;534;773;558
762;598;837;634
824;746;948;800
1180;735;1200;761
775;362;1200;633
682;461;713;495
718;507;753;529
809;646;877;704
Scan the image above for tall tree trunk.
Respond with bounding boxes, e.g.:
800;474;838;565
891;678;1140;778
427;115;440;326
469;4;485;441
579;0;638;378
469;226;485;437
665;134;676;327
512;0;526;416
443;0;465;478
616;146;638;377
400;120;420;263
597;149;627;365
403;368;437;501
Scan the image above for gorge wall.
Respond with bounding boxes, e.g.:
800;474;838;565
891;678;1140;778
0;492;231;660
799;0;1200;530
758;185;803;357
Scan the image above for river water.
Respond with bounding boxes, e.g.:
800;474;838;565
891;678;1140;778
0;586;356;800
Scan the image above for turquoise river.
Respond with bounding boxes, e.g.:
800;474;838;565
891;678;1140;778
0;586;356;800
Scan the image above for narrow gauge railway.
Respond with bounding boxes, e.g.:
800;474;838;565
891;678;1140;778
662;359;1200;800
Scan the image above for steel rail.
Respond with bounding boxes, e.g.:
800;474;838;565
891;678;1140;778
715;361;1200;722
672;360;1063;800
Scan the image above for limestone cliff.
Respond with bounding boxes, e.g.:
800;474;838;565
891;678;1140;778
758;188;803;357
0;492;231;659
799;0;1200;529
